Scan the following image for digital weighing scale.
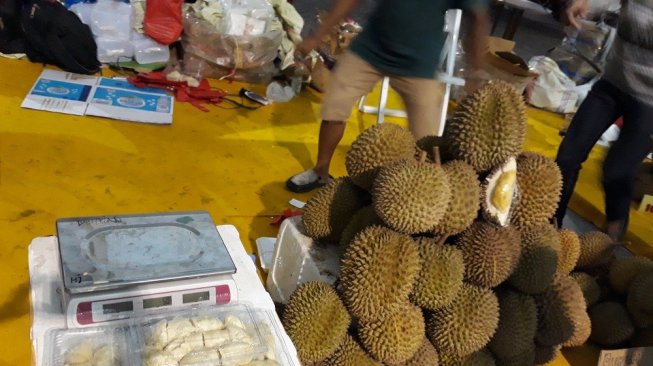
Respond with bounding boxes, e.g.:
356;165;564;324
56;211;238;327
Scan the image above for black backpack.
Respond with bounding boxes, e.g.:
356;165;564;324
0;0;26;54
20;0;100;74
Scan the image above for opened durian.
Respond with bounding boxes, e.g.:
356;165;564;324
339;205;383;249
508;224;560;294
510;152;562;230
488;290;537;360
359;303;425;364
410;237;465;310
444;81;527;172
399;337;440;366
373;159;451;234
282;282;350;363
302;177;368;241
557;229;581;274
627;271;653;328
431;160;480;235
322;335;381;366
576;231;617;269
608;256;653;293
481;158;518;227
340;226;421;321
346;123;416;190
535;274;587;347
428;284;500;357
456;222;522;288
589;302;635;346
570;272;601;307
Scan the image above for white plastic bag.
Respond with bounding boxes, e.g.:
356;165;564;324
527;56;579;114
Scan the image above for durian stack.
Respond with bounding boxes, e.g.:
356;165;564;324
281;81;610;366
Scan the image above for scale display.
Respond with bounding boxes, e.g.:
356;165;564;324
56;211;236;294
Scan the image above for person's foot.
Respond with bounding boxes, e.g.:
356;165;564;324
286;169;334;193
604;220;627;242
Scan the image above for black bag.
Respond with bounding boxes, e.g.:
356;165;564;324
0;0;26;54
21;0;100;74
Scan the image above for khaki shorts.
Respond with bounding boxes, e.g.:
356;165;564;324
321;51;445;139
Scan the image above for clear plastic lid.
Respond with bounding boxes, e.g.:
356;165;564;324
46;326;130;366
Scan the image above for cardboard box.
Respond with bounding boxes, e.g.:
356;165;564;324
598;347;653;366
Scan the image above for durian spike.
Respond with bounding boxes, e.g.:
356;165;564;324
419;150;427;163
432;147;442;166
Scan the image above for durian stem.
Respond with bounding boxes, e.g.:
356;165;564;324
419;150;427;163
436;235;447;245
432;147;441;166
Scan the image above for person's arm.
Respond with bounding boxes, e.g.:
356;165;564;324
544;0;590;29
296;0;362;57
464;9;491;71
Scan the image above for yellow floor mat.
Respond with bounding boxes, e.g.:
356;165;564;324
0;57;647;365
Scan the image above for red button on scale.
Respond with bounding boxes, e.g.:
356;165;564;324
215;285;231;304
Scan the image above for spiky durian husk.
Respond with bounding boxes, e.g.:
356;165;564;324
302;177;368;241
609;256;653;293
373;159;451;234
456;222;522;288
431;160;480;236
570;272;601;307
322;335;381;366
339;205;383;249
428;284;500;358
346;123;416;190
535;274;587;347
444;81;527;172
627;271;653;328
488;289;537;360
282;282;350;363
397;337;440;366
557;229;581;274
589;302;635;346
576;231;616;269
341;226;421;321
508;224;560;294
510;152;562;230
359;303;425;364
410;238;465;310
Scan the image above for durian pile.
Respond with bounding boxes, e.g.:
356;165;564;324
280;81;628;366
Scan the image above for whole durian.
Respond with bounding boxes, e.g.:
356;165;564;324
493;346;535;366
439;349;495;366
609;256;653;293
346;123;416;190
302;177;368;241
508;224;560;294
557;229;581;274
510;152;562;230
282;282;350;363
399;338;440;366
563;306;591;348
339;205;383;249
589;302;635;346
488;289;537;360
627;271;653;328
410;238;465;310
534;344;560;365
428;284;500;357
431;160;480;236
570;272;601;307
340;226;421;321
444;81;527;172
373;159;451;234
322;335;381;366
359;303;425;364
456;222;522;288
535;274;587;347
576;231;617;269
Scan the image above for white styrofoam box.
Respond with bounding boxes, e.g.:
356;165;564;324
266;217;340;304
255;237;275;273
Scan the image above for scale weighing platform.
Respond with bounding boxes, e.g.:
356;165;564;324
28;211;300;365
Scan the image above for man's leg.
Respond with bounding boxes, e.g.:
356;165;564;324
388;77;445;140
286;52;383;193
602;96;653;240
554;80;623;227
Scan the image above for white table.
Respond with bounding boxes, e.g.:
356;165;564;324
28;225;301;366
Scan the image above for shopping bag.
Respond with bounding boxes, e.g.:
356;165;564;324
144;0;183;45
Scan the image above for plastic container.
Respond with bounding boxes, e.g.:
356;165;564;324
132;304;270;365
91;0;132;41
131;33;170;64
266;217;340;304
96;38;134;63
45;326;130;366
69;2;94;25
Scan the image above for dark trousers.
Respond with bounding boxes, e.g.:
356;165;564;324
555;79;653;227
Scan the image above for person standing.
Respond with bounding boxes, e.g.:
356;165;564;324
552;0;653;239
286;0;490;193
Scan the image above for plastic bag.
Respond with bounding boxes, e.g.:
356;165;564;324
182;12;282;70
527;56;578;114
144;0;183;45
182;52;277;84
